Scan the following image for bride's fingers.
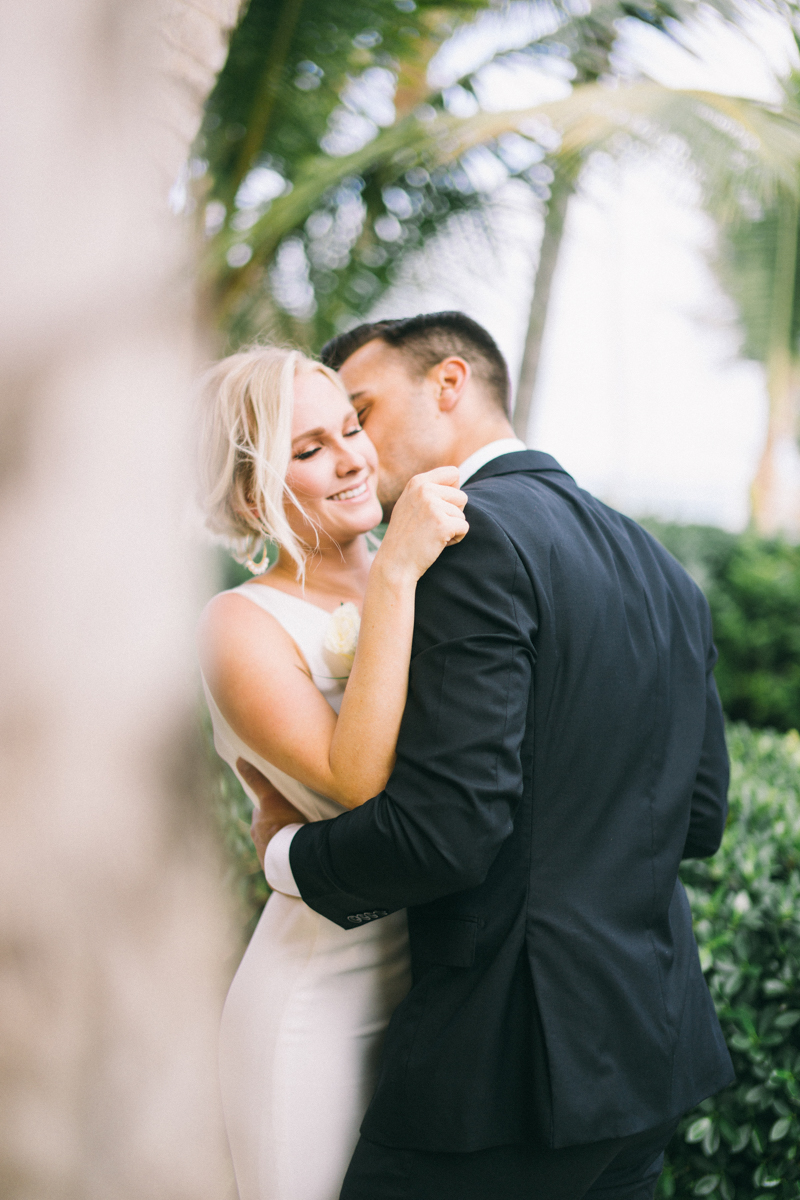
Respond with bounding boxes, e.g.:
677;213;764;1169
417;465;461;488
443;500;469;522
437;501;470;528
426;483;468;509
442;512;469;543
445;523;469;546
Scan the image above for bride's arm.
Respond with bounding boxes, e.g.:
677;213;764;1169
199;468;468;809
329;470;467;805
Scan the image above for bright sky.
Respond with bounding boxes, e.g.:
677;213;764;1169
369;2;799;530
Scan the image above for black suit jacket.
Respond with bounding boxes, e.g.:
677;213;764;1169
290;451;734;1152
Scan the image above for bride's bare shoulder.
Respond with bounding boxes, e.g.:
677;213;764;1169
198;588;298;681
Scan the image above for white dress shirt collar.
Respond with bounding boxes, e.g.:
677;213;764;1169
458;437;527;486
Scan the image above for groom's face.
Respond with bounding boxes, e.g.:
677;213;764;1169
337;338;446;512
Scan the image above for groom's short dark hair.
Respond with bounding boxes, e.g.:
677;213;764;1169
320;312;511;414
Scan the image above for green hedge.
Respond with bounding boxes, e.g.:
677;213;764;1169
660;724;800;1200
641;523;800;733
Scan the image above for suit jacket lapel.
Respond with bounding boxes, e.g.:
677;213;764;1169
465;450;573;486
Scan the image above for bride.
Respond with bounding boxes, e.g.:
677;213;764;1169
196;345;468;1200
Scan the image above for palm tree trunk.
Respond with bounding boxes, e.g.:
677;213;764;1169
750;364;800;536
0;3;240;1196
513;172;573;441
751;185;800;536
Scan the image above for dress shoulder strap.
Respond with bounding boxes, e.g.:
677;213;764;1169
228;583;329;662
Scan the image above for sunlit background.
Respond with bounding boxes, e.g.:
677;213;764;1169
367;2;798;529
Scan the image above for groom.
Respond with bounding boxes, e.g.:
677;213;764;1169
240;311;734;1200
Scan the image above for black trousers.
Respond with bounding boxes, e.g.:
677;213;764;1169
339;1118;680;1200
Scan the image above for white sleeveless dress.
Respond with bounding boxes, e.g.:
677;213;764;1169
203;583;411;1200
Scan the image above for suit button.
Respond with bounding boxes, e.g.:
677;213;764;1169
347;914;363;924
372;910;388;919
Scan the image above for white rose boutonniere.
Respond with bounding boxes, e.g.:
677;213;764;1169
324;602;361;677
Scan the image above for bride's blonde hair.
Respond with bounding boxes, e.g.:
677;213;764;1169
196;344;348;578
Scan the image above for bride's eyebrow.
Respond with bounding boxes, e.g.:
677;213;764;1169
292;426;326;445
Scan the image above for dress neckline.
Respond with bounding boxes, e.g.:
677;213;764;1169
237;581;345;620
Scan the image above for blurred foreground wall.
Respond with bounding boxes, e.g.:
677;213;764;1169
0;2;240;1196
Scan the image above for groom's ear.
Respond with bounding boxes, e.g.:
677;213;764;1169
432;356;470;412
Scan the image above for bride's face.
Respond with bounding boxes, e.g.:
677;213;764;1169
284;370;383;546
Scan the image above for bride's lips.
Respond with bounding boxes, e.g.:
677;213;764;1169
327;479;370;503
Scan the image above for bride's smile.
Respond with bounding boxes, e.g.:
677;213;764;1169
327;480;370;502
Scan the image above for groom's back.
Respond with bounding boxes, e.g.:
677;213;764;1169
367;450;733;1151
478;456;716;879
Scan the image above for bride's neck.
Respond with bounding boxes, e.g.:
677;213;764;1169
270;535;372;604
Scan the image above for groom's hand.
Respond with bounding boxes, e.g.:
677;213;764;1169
236;759;307;870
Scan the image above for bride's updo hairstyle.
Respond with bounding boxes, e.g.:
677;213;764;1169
197;345;348;578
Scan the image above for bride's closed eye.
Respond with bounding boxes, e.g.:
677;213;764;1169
294;426;362;460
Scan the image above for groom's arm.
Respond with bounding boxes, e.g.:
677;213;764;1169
681;616;730;860
289;502;537;929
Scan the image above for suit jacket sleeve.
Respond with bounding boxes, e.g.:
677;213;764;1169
682;606;729;860
289;500;537;930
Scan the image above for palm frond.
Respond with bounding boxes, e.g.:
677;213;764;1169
199;0;797;348
207;79;800;341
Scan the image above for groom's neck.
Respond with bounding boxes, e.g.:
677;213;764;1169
447;413;516;471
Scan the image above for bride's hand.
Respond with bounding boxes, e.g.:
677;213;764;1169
375;466;469;584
